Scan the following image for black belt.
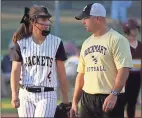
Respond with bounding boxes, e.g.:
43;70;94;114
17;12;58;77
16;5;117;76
20;85;55;93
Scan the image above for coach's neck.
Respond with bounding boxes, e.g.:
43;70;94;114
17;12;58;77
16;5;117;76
93;18;109;37
93;26;109;37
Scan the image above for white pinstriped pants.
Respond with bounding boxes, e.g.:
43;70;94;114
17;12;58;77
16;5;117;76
17;88;57;117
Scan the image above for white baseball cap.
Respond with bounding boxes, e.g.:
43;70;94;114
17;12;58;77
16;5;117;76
75;3;106;20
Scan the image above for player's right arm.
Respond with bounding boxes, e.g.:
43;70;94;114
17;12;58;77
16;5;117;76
70;45;85;118
10;61;21;107
10;42;23;108
55;40;69;104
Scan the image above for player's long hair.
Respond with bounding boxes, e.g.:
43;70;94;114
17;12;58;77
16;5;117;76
12;5;49;43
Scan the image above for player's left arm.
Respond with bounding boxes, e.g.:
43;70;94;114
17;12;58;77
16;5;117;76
56;40;69;104
56;60;69;104
103;36;133;112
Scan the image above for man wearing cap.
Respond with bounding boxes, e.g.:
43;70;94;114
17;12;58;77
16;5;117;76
70;3;133;118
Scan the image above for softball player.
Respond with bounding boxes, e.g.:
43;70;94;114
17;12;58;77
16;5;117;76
70;3;133;118
10;5;69;117
122;18;142;118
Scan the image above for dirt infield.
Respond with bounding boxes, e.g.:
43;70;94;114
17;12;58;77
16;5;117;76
1;110;141;118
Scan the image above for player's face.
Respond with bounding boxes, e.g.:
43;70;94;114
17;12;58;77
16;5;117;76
33;12;51;31
82;16;100;33
129;28;139;40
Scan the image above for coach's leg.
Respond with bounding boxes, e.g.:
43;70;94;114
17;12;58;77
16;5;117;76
79;91;102;118
34;97;57;117
17;89;35;117
103;94;125;118
79;104;93;118
79;91;93;118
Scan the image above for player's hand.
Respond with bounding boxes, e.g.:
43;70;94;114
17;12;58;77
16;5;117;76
70;103;78;118
11;94;20;108
102;93;117;112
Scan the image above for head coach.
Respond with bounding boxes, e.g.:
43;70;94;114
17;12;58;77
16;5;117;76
70;3;133;118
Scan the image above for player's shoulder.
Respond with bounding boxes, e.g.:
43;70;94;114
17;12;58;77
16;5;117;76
17;37;30;45
48;34;62;42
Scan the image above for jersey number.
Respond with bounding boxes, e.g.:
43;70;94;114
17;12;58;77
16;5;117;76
47;71;51;79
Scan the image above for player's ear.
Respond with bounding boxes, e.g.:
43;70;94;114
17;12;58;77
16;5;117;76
30;22;35;32
32;21;36;26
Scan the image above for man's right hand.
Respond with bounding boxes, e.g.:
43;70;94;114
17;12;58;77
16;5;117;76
11;94;20;108
70;104;78;118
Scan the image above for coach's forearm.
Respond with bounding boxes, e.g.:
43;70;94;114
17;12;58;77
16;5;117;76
72;73;84;105
113;67;130;93
56;60;69;104
11;70;21;96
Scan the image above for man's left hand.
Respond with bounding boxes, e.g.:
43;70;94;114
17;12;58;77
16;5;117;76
102;94;117;112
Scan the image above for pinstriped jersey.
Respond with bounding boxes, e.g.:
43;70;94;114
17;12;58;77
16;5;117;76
10;34;67;88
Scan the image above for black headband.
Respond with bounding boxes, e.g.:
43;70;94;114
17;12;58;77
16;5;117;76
20;7;30;24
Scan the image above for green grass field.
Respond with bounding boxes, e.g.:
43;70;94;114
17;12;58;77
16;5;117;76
1;98;17;113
